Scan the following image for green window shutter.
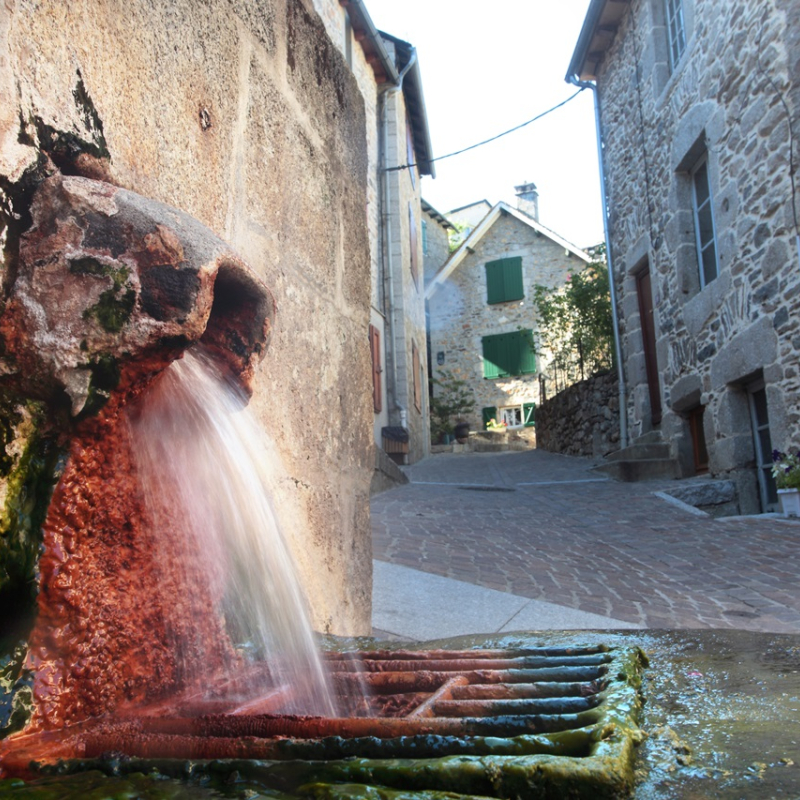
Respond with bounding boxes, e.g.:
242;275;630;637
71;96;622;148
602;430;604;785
482;335;501;378
517;330;537;374
523;402;536;427
502;258;524;301
482;407;497;428
483;330;536;378
485;257;523;304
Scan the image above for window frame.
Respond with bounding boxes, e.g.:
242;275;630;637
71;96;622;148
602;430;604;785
664;0;686;72
408;202;419;289
690;152;719;289
412;340;422;413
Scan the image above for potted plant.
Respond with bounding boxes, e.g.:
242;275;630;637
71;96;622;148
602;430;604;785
430;371;475;445
771;449;800;516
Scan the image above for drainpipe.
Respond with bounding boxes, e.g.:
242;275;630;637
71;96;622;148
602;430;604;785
379;47;417;425
567;74;628;449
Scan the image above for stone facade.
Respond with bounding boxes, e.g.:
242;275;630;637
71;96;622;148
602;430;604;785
0;0;373;634
536;372;621;458
422;200;453;287
570;0;800;513
379;36;431;463
427;203;590;436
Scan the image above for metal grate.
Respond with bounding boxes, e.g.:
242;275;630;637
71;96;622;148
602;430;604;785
10;645;647;798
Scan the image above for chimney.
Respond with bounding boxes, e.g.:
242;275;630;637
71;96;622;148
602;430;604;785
514;181;539;221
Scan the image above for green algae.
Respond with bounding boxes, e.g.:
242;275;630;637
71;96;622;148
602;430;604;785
0;399;62;612
72;257;136;335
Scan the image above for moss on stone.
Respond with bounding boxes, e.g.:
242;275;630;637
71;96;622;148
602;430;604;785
0;400;63;617
83;286;136;334
72;257;136;334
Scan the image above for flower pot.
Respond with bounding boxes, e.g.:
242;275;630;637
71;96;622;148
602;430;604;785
777;488;800;517
454;422;470;443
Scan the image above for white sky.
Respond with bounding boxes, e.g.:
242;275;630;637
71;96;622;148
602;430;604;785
365;0;603;250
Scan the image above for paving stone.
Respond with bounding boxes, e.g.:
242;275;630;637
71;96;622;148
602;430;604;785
372;450;800;632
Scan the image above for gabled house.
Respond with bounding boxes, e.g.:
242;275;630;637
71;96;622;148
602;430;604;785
568;0;800;513
426;188;590;437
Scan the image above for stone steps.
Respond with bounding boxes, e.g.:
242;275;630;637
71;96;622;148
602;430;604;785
593;457;680;482
594;433;680;482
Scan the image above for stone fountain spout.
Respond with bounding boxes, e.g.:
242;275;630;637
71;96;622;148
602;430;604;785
0;172;274;417
0;173;276;733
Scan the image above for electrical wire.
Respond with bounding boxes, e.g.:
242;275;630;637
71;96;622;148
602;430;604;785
385;88;586;172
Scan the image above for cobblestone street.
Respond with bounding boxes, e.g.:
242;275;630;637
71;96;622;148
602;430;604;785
372;449;800;633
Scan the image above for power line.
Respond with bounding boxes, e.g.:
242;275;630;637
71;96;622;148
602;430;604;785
385;88;586;173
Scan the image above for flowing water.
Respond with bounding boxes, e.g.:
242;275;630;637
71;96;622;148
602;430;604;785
129;347;339;717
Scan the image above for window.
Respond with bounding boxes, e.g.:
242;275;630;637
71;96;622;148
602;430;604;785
412;340;421;413
482;330;536;379
691;153;719;288
408;202;419;288
482;403;536;429
485;257;524;304
421;219;428;256
406;123;416;188
747;381;778;511
665;0;686;71
343;9;353;67
369;324;382;413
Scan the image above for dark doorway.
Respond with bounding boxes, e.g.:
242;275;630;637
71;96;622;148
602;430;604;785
636;266;662;426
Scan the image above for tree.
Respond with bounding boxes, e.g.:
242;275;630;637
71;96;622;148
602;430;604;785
429;370;475;443
532;250;613;392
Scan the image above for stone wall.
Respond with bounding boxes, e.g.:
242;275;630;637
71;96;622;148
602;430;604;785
595;0;800;513
536;371;621;458
428;210;586;432
0;0;373;634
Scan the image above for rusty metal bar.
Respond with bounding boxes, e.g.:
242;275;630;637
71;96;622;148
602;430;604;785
324;646;609;664
451;681;602;700
135;709;601;740
354;655;611;673
335;666;607;692
407;675;469;718
431;696;600;718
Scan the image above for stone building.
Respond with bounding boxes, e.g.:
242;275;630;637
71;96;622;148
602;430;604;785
314;3;435;466
426;189;590;437
568;0;800;513
0;0;381;638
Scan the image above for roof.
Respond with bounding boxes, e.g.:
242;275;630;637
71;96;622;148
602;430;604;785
448;199;492;216
421;199;455;230
566;0;629;83
425;202;591;300
343;4;434;177
345;0;399;84
380;32;436;178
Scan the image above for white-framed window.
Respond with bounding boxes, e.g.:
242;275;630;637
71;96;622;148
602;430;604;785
482;403;535;429
665;0;686;71
691;152;719;288
500;407;522;428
